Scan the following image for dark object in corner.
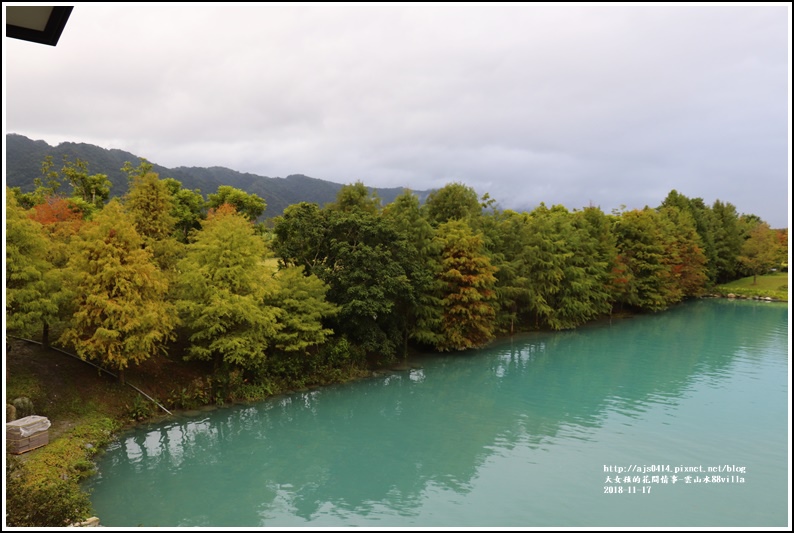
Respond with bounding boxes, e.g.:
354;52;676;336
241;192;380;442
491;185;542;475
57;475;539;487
6;6;73;46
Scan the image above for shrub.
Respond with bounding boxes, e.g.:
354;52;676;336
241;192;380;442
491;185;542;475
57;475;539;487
6;456;93;527
12;396;35;418
126;394;154;422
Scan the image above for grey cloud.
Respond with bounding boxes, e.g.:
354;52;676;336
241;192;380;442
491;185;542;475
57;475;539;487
4;4;789;227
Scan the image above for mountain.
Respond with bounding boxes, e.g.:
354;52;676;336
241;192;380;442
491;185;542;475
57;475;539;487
4;133;431;218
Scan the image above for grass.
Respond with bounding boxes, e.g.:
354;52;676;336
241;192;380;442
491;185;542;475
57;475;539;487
713;271;789;302
5;370;43;404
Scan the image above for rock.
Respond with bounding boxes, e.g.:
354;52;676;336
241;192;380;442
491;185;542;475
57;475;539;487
727;293;736;298
70;516;100;527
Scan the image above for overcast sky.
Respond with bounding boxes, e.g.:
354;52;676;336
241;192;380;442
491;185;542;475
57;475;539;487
3;3;791;227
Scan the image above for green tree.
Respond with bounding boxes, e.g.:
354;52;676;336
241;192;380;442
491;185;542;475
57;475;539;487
711;200;743;283
59;200;178;384
546;206;612;329
578;205;620;310
434;219;498;351
272;202;328;271
274;194;414;360
738;222;782;284
320;208;412;360
510;204;611;330
120;158;154;181
519;204;567;328
612;208;677;312
480;209;532;334
424;182;482;226
264;265;338;354
383;190;443;351
176;204;280;370
11;156;65;209
60;156;111;211
163;178;206;242
326;181;381;214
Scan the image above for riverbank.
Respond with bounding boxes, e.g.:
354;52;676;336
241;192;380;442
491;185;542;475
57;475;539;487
711;271;789;302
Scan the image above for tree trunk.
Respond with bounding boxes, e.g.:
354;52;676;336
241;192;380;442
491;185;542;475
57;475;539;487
118;367;125;386
41;321;49;347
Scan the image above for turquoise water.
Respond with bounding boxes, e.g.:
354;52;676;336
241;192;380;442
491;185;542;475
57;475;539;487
85;299;789;527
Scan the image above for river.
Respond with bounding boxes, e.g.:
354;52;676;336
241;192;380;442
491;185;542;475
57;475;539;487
84;298;789;527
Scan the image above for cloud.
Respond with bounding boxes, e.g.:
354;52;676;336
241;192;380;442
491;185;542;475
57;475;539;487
4;4;790;227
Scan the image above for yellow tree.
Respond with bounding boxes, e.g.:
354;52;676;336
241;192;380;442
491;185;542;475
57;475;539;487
176;204;280;370
738;222;783;285
5;190;56;337
434;220;498;351
59;200;178;384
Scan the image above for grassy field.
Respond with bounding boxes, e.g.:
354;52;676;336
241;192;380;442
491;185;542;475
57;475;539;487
714;271;789;302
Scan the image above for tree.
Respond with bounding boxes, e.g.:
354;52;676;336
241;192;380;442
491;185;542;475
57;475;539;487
326;181;381;214
124;172;176;243
545;206;612;329
5;191;56;337
711;200;743;283
274;193;414;360
518;204;567;328
383;190;443;351
28;196;85;344
176;204;280;370
60;156;111;210
272;202;328;271
59;200;178;384
12;156;65;209
578;206;621;310
660;190;719;286
163;178;206;242
657;206;708;298
738;222;782;284
320;208;412;360
480;209;532;334
773;228;788;270
264;265;338;354
120;158;154;181
434;219;498;351
424;182;482;226
124;171;182;275
29;195;83;226
207;185;266;222
612;208;677;312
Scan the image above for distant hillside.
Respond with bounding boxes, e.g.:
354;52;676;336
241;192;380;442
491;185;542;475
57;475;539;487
5;133;431;218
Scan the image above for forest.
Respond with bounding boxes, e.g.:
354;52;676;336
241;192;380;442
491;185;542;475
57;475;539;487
6;156;789;398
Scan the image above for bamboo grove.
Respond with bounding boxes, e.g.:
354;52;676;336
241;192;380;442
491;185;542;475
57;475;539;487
6;158;788;387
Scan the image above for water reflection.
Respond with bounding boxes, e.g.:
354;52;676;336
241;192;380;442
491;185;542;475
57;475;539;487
86;299;788;527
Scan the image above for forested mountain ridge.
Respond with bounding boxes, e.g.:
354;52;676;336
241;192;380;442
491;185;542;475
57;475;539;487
5;133;430;217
